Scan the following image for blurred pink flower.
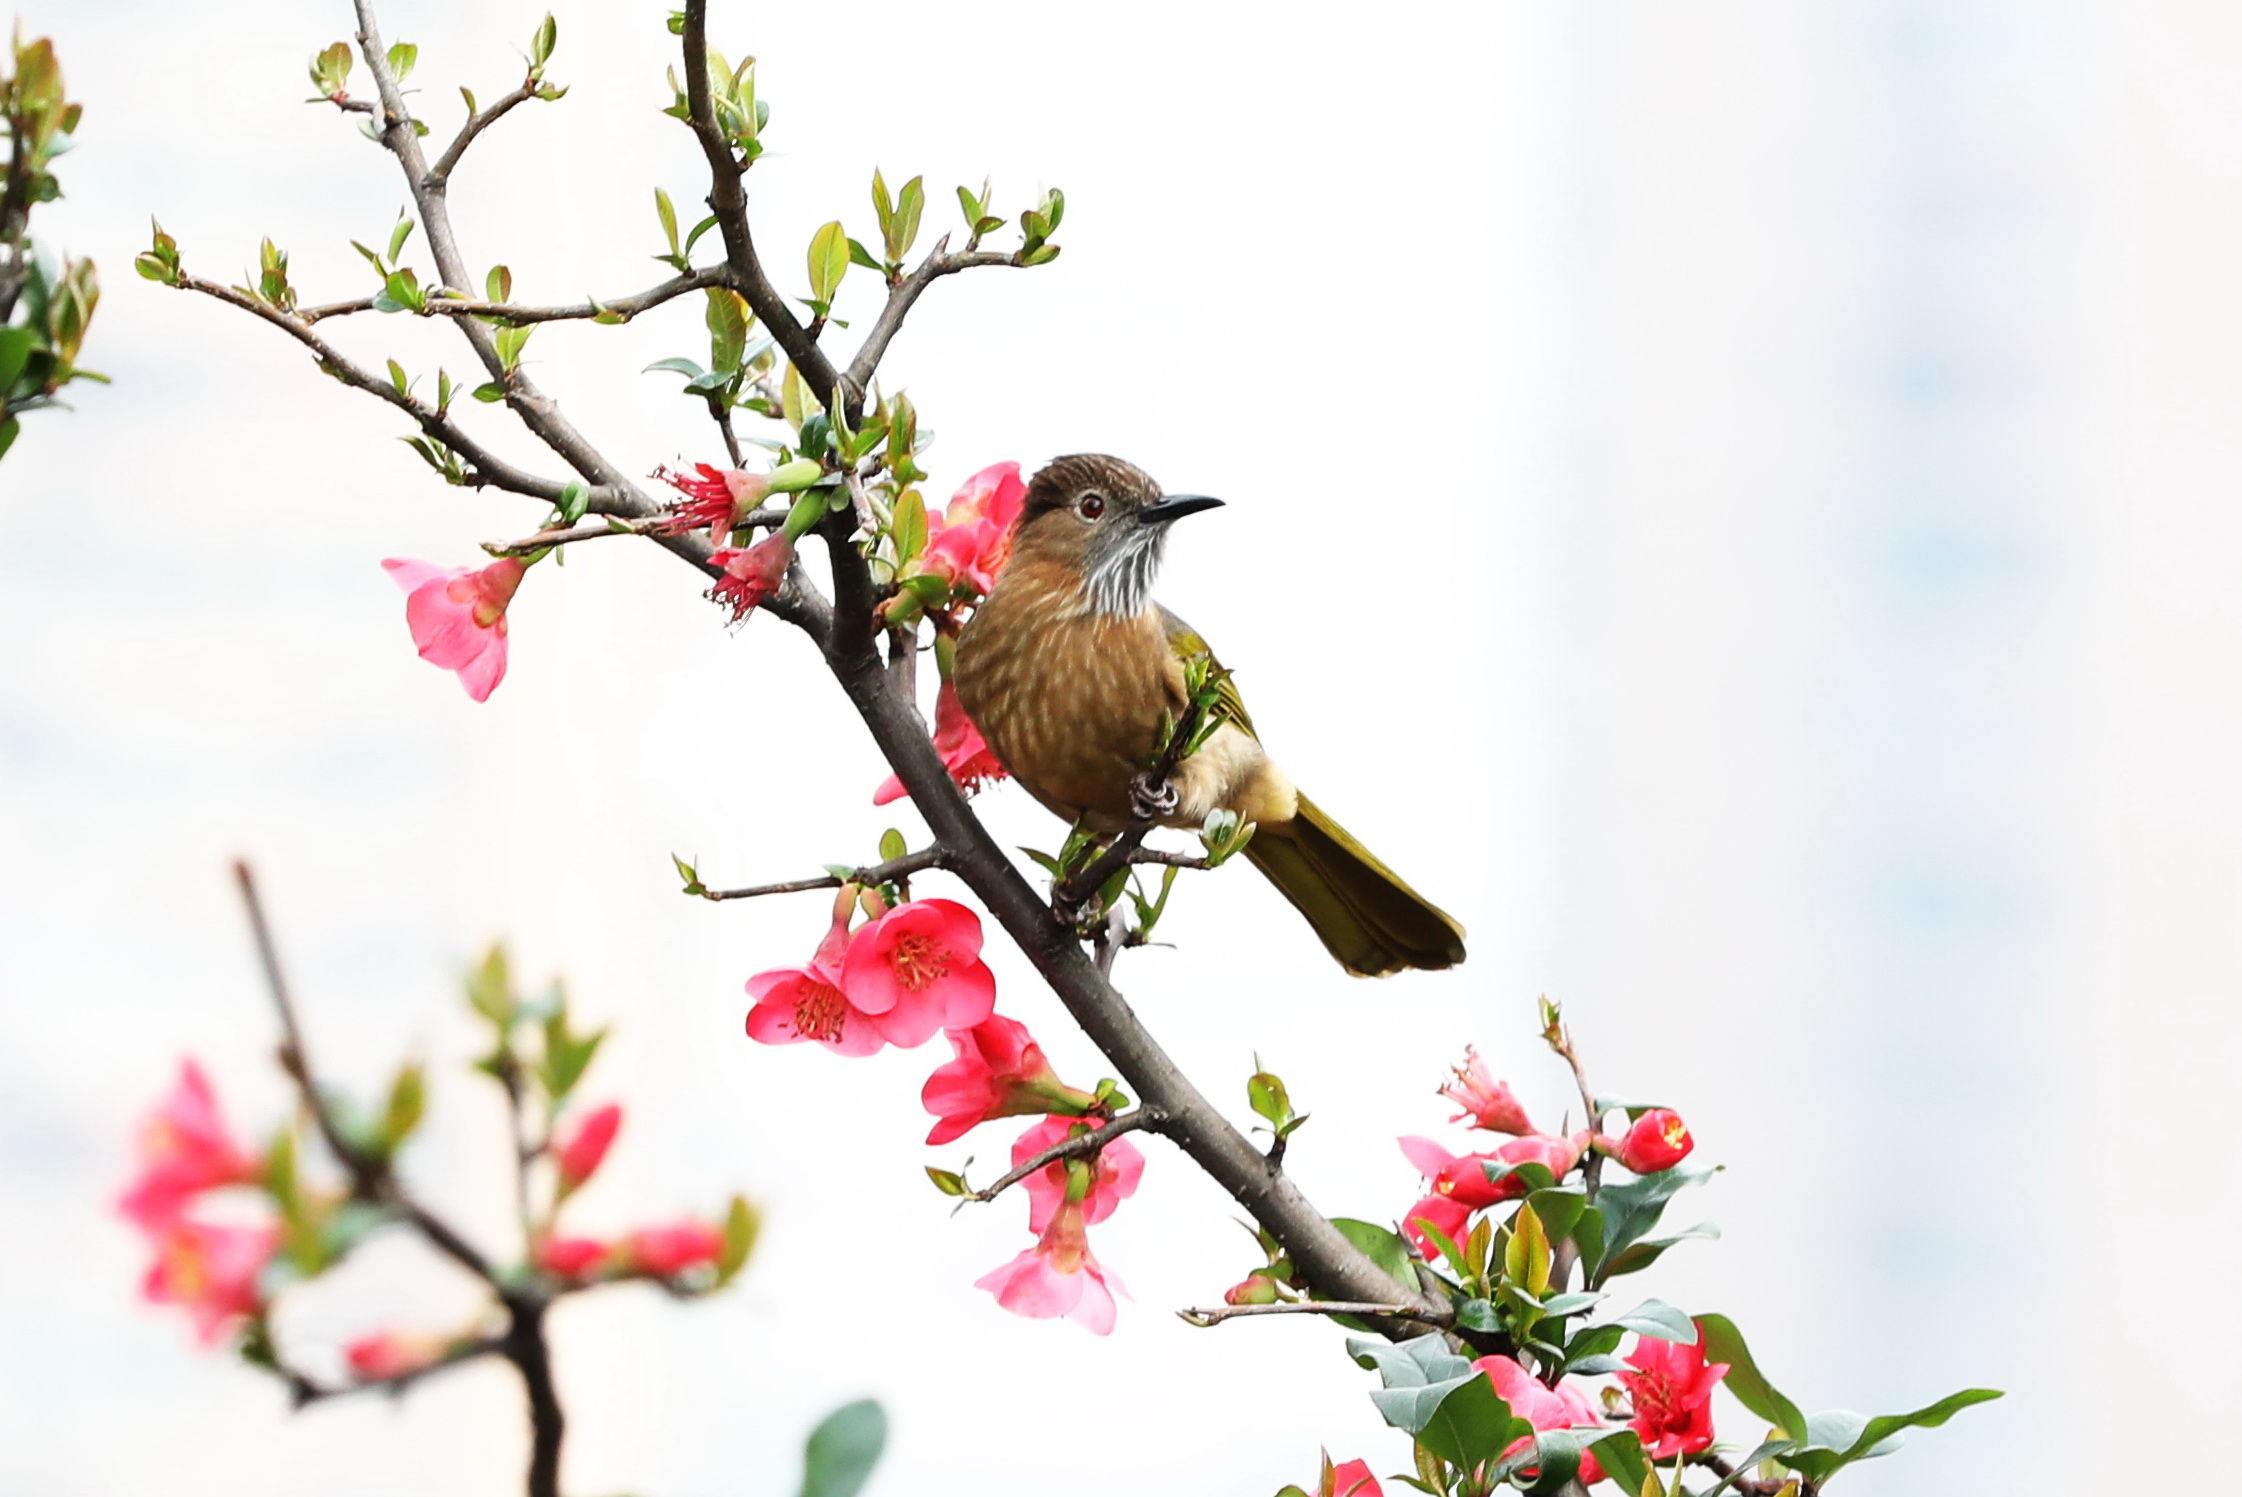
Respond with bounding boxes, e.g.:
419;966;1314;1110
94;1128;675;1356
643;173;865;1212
118;1059;259;1230
555;1103;622;1190
381;556;527;701
536;1235;608;1280
141;1217;277;1345
622;1220;724;1278
344;1330;444;1382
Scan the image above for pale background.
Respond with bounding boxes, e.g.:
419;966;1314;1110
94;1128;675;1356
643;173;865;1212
1;1;2232;1493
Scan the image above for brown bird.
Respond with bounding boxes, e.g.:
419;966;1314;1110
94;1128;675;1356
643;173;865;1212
953;454;1466;976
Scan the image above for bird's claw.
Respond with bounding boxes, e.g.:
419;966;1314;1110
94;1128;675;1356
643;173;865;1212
1129;772;1180;823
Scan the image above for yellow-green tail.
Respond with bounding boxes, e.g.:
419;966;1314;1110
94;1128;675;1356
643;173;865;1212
1243;794;1467;977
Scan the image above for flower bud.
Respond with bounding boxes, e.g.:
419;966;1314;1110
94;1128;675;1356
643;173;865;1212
1614;1108;1693;1174
765;457;825;492
554;1102;622;1190
1224;1273;1281;1306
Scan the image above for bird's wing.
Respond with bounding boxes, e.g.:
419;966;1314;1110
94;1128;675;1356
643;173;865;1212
1156;605;1258;740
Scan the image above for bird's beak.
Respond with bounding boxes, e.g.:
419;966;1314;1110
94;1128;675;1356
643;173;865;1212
1138;494;1225;525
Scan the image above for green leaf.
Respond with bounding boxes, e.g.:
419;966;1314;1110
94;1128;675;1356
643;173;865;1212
1454;1298;1501;1333
466;945;514;1025
470;381;506;403
1603;1221;1719;1279
1578;1429;1651;1497
0;416;17;462
1523;1185;1589;1246
0;326;36;392
806;220;849;306
557;481;591;525
385;42;417;83
1348;1331;1471;1389
1609;1298;1695;1344
925;1165;967;1196
1329;1218;1418;1295
1779;1389;2004;1485
891;488;928;566
486;264;512;303
654;187;681;256
1694;1313;1807;1441
381;1062;425;1148
877;827;908;863
643;356;706;380
1247;1069;1292;1130
1504;1202;1550;1297
1395;1376;1526;1471
799;1399;886;1497
670;852;705;896
716;1193;760;1283
1586;1160;1718;1286
705;286;750;373
530;12;558;67
893;176;925;261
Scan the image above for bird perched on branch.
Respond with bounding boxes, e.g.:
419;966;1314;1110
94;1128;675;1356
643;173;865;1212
954;454;1465;977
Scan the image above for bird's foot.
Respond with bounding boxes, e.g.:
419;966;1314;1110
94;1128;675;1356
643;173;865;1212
1129;771;1180;824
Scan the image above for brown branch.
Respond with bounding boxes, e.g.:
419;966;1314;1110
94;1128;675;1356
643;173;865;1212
303;266;726;326
677;0;843;408
233;861;501;1287
1543;1004;1604;1293
842;237;1018;397
698;846;949;902
1177;1299;1443;1329
427;82;537;189
482;507;788;557
1131;848;1211;871
284;1332;506;1409
963;1109;1165;1205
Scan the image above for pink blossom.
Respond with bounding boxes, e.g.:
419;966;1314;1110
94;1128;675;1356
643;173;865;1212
873;680;1010;805
1328;1460;1383;1497
140;1218;277;1345
1618;1328;1728;1459
381;556;527;702
1398;1132;1587;1252
920;1015;1087;1145
536;1235;608;1280
1472;1355;1605;1485
118;1060;259;1230
555;1103;622;1189
345;1330;443;1382
1613;1108;1694;1175
745;889;888;1056
658;461;770;539
1440;1047;1535;1134
919;461;1028;595
1013;1114;1145;1233
974;1199;1124;1335
708;533;793;622
839;898;997;1048
622;1220;724;1278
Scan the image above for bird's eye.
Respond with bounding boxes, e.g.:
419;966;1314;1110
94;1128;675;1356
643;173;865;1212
1078;492;1107;520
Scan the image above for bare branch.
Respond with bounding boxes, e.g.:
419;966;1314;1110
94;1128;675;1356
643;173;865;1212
963;1109;1166;1206
698;846;949;902
843;237;1019;396
1178;1299;1447;1329
427;82;537;189
283;1332;506;1409
303;265;726;326
483;507;788;558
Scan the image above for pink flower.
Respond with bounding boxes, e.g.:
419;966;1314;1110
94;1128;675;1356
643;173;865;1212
1618;1328;1728;1459
1398;1132;1587;1252
118;1060;259;1230
707;533;793;622
344;1330;443;1381
1613;1109;1694;1174
1328;1460;1384;1497
873;679;1010;805
919;461;1028;595
555;1102;622;1190
381;556;527;702
1472;1355;1605;1485
840;897;997;1048
536;1235;609;1280
658;462;770;539
745;889;889;1056
1440;1047;1535;1134
141;1218;277;1345
974;1199;1124;1335
920;1015;1087;1145
1013;1114;1145;1233
622;1220;724;1278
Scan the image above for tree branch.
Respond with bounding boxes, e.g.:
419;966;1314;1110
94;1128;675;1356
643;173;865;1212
283;1332;506;1408
697;846;949;902
964;1109;1164;1206
301;265;726;326
677;0;843;407
1177;1299;1444;1329
427;81;538;189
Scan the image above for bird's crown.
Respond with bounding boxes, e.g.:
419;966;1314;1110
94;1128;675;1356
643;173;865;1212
1023;454;1164;519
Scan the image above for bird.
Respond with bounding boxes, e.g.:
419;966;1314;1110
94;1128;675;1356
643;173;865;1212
953;453;1466;977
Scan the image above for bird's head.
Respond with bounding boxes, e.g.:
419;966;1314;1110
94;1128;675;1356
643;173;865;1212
1011;454;1223;617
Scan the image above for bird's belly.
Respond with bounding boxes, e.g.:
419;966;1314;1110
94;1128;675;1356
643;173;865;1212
957;612;1174;827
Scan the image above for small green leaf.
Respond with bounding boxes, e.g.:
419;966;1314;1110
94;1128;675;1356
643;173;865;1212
671;852;705;896
466;945;514;1025
877;827;908;863
806;220;849;306
530;12;558;67
1778;1389;2004;1485
799;1399;886;1497
654;187;681;256
925;1166;967;1196
716;1193;760;1283
381;1062;425;1148
1247;1068;1292;1130
385;42;417;83
470;381;506;403
486;264;512;303
557;481;591;525
1328;1218;1418;1295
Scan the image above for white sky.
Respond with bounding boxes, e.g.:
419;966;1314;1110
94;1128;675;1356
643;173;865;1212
5;2;2240;1495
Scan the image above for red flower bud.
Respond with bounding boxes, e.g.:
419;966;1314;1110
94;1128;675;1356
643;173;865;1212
1224;1273;1281;1306
536;1235;608;1280
1614;1109;1693;1174
554;1102;622;1190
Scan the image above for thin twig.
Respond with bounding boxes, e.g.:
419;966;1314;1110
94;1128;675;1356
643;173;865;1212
964;1109;1166;1205
284;1332;507;1409
427;82;538;189
1177;1299;1447;1329
1130;848;1211;871
232;861;501;1288
302;266;725;326
482;507;788;557
698;846;949;902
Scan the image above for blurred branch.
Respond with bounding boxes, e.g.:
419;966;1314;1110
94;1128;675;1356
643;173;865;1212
283;1333;506;1409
